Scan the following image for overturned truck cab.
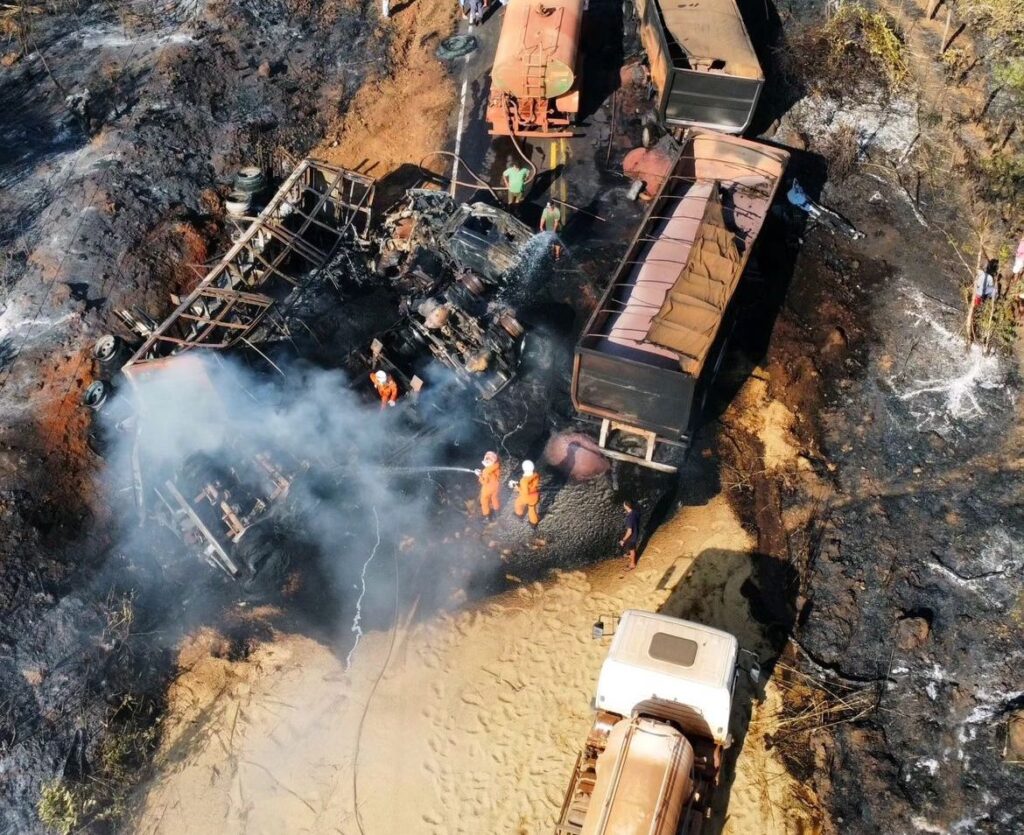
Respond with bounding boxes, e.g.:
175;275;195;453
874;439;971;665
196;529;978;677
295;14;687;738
369;191;532;401
571;132;788;471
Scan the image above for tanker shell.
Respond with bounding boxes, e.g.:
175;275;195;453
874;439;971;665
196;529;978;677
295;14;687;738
491;0;584;100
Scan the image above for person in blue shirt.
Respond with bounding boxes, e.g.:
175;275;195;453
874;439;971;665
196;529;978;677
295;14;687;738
620;500;640;571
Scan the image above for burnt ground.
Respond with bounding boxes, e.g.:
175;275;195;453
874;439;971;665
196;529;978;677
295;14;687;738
0;0;389;830
0;0;660;828
723;148;1024;829
1;1;1022;834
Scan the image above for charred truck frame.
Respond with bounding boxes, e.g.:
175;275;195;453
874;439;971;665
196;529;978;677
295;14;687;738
487;0;584;137
632;0;764;134
88;156;375;580
119;156;375;366
571;132;788;471
368;190;531;400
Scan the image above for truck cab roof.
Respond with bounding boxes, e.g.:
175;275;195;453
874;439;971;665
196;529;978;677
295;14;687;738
594;611;738;744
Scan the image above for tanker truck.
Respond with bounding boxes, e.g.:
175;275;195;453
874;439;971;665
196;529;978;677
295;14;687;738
555;611;739;834
487;0;584;137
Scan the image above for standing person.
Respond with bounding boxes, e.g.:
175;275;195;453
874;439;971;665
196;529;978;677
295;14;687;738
370;369;399;409
539;200;563;260
502;161;530;206
509;460;541;526
619;500;640;571
475;451;502;519
973;259;997;307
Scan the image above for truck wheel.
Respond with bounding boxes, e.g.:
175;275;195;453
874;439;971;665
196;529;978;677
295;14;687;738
82;379;111;411
458;272;485;296
498;313;524;338
92;334;124;368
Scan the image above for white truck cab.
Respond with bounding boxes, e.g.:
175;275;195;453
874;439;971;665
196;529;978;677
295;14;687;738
557;611;740;835
595;610;738;746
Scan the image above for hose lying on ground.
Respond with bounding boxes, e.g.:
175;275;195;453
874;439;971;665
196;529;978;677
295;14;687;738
418;149;604;220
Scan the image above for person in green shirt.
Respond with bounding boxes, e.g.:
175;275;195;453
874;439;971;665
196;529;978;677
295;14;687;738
539;200;564;260
502;163;529;205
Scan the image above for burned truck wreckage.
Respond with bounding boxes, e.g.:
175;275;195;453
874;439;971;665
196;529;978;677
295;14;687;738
82;166;538;581
368;190;532;399
82;156;378;581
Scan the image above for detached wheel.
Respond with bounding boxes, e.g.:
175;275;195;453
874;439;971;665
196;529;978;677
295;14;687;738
436;35;477;60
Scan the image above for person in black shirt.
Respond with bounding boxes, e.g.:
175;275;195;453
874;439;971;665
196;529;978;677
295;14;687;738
620;500;640;571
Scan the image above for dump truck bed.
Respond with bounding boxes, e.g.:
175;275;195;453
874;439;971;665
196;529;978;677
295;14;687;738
572;132;788;442
634;0;764;132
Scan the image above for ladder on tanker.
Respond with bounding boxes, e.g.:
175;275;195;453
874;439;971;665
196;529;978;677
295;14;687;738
521;7;563;99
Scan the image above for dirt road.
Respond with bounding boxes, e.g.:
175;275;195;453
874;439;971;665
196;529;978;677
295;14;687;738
135;478;821;834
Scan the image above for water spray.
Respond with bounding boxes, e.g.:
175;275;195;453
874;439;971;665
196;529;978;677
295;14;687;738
331;464;478;477
376;465;477;475
345;506;382;671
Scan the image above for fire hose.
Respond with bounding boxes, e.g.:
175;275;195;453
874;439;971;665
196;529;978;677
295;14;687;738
418;148;604;220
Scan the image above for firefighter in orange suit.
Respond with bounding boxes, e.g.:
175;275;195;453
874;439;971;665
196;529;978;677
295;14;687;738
509;459;541;526
474;451;502;518
370;369;399;408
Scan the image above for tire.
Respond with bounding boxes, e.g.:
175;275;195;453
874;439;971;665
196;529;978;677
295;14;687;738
498;312;524;338
436;35;477;60
82;379;111;411
459;272;485;296
92;334;122;366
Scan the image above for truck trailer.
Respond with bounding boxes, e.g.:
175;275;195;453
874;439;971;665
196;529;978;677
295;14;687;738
556;611;739;835
632;0;764;134
571;131;788;470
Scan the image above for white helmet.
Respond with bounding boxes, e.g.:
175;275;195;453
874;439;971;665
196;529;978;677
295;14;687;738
482;451;498;466
374;370;387;384
521;460;534;474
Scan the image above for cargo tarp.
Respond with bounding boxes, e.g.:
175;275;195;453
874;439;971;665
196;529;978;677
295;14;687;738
644;185;741;375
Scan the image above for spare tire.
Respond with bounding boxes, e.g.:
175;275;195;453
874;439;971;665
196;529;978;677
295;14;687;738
436;35;477;60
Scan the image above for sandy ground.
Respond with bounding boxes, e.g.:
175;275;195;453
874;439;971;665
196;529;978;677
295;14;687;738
315;0;458;180
133;377;823;835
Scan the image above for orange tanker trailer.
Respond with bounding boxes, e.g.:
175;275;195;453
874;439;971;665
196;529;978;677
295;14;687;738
486;0;584;138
